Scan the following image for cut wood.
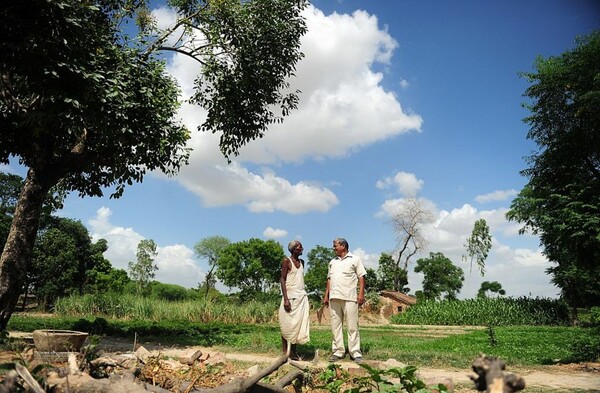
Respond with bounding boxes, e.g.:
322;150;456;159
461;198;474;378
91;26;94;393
470;354;525;393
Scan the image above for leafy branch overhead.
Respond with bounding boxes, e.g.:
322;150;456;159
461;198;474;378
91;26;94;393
0;0;309;330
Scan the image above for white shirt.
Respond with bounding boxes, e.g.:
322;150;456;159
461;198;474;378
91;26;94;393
327;252;367;302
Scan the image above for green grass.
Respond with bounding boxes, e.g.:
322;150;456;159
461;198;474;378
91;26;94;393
8;315;598;370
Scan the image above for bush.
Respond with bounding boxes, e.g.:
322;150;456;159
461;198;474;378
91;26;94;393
150;282;191;301
567;328;600;362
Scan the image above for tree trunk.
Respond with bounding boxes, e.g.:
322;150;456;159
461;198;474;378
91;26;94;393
0;168;49;330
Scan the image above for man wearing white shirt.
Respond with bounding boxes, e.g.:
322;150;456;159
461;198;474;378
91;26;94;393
323;237;366;363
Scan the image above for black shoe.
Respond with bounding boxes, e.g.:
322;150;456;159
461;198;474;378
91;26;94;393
353;356;363;363
328;354;344;362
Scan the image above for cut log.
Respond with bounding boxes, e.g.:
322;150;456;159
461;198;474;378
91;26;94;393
470;354;525;393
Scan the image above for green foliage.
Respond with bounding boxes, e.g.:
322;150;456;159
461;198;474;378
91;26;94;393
7;313;599;368
216;238;284;299
191;0;309;160
566;328;600;362
29;217;112;309
53;293;279;323
414;252;464;300
314;364;348;393
194;235;231;297
128;239;158;294
391;297;571;326
486;325;498;346
0;0;307;329
585;306;600;326
0;172;24;251
351;363;449;393
463;218;492;276
150;282;192;301
507;31;600;310
375;253;408;292
477;281;506;298
86;267;131;295
30;227;79;310
304;245;334;298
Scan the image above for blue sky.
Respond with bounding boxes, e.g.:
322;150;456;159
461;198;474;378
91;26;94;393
5;1;599;298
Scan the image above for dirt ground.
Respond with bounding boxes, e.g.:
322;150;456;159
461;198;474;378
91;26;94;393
92;336;600;392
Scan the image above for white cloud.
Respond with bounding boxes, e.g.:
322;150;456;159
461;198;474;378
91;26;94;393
153;4;421;214
351;247;380;271
88;207;204;289
263;227;288;239
399;79;409;89
376;171;423;196
475;189;518;203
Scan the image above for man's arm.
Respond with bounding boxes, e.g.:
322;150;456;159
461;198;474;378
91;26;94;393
323;278;330;307
357;275;365;306
280;258;291;312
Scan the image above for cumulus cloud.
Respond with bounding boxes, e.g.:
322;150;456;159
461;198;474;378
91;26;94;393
376;171;423;197
351;247;380;270
88;207;204;289
263;227;288;239
475;189;518;203
153;4;421;214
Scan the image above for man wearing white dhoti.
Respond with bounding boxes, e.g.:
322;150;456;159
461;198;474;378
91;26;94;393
279;240;310;360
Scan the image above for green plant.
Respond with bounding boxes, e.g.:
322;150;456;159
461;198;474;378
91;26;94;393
567;330;600;362
348;363;449;393
314;364;349;393
486;325;497;346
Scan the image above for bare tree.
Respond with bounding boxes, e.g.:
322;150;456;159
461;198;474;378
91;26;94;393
389;197;434;291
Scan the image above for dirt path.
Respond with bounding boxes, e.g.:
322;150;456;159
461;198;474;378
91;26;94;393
94;336;600;392
7;331;600;391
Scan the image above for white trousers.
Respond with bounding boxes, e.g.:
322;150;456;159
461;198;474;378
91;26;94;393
329;299;362;358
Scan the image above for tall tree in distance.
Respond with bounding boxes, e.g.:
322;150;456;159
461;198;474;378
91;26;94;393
194;235;230;298
477;281;506;298
0;0;308;329
389;198;434;291
463;218;492;276
128;239;158;295
376;252;406;292
507;32;600;314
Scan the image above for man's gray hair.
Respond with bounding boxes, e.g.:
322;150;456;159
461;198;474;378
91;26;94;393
334;238;349;250
288;240;301;253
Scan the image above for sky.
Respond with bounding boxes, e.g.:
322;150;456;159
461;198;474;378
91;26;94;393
4;0;599;298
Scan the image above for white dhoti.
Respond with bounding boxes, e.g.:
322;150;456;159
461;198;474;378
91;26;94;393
279;293;310;344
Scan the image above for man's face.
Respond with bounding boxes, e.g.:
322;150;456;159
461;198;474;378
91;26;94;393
332;241;344;257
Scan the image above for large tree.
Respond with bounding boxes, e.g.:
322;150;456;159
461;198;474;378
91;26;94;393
216;238;284;299
414;252;464;300
194;235;231;298
0;0;307;329
30;217;109;309
506;32;600;312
